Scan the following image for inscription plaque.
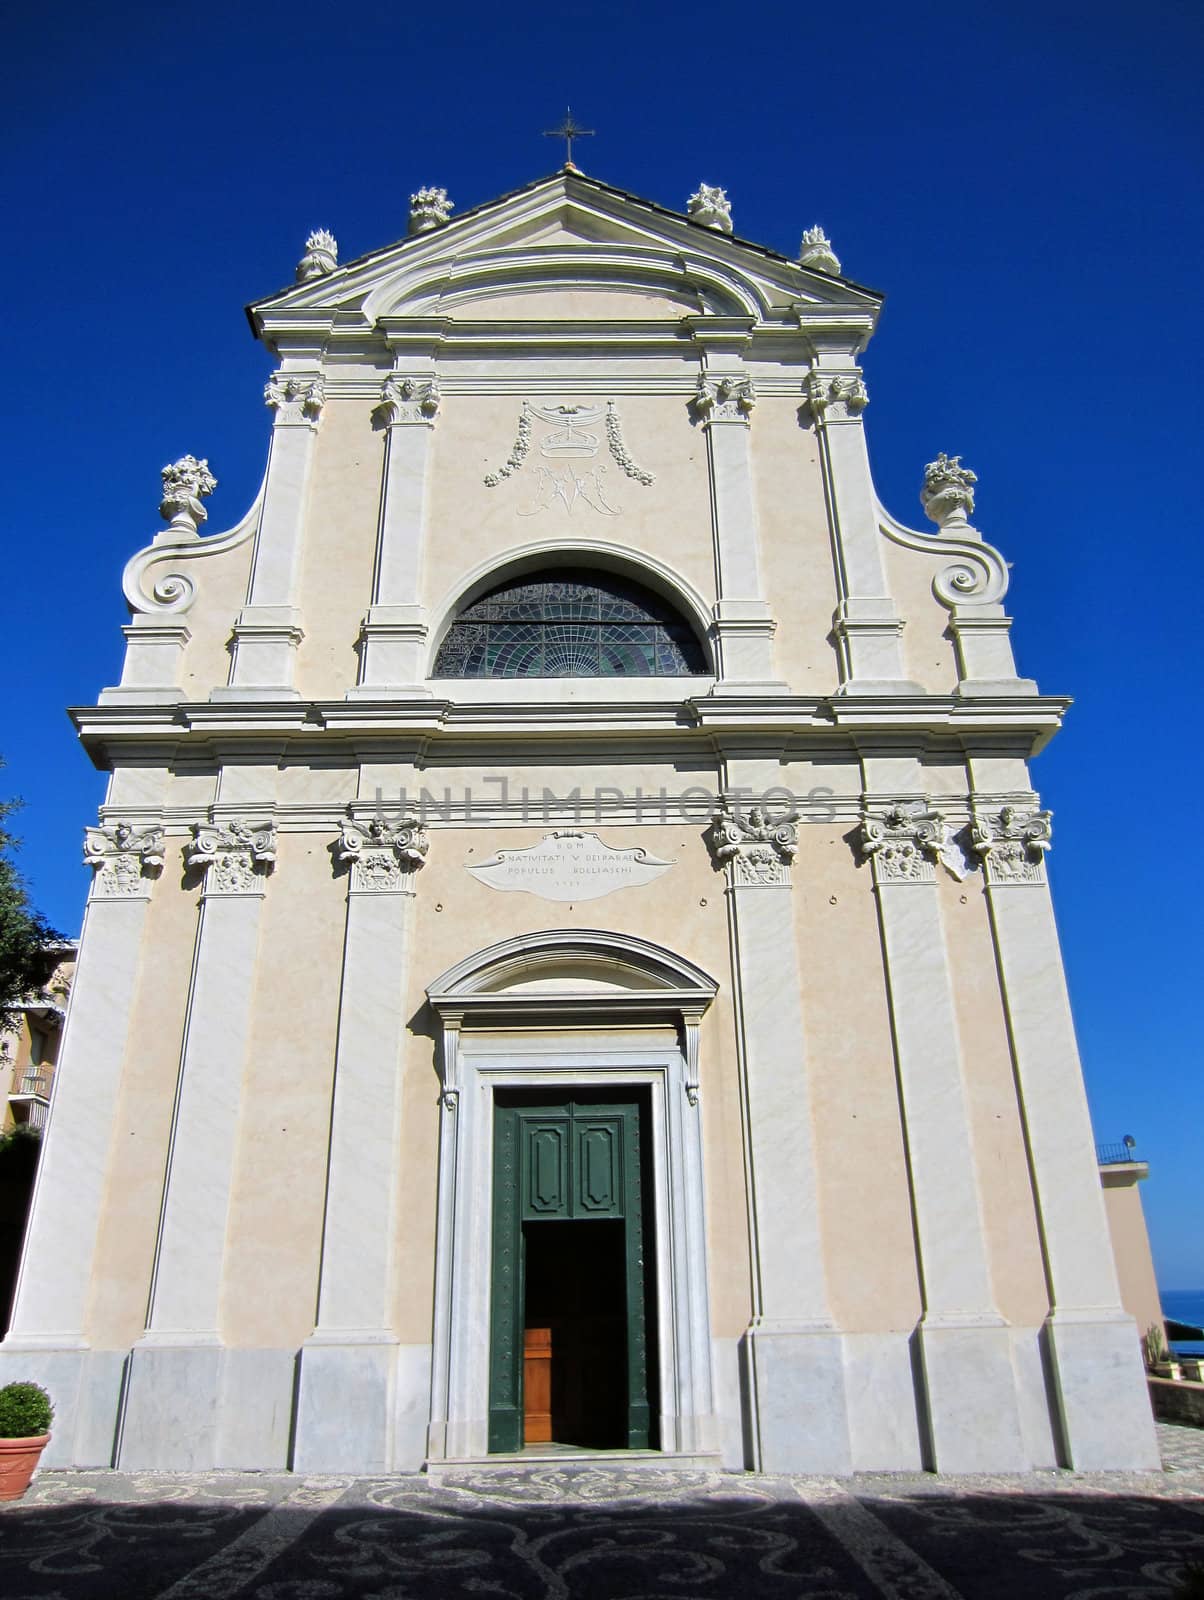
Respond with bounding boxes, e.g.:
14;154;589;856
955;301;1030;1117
466;831;673;902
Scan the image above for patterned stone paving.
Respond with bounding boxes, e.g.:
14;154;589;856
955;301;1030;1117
0;1424;1200;1599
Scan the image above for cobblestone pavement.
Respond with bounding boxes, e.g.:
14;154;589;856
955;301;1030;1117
0;1424;1201;1600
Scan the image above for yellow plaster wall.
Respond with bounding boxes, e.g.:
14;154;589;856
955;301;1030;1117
296;400;383;700
793;827;923;1330
389;823;752;1342
880;537;960;693
422;394;716;635
138;536;253;700
937;873;1050;1325
752;404;841;694
445;287;701;320
221;836;344;1346
86;856;200;1347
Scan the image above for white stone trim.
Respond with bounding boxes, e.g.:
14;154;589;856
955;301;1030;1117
425;930;719;1462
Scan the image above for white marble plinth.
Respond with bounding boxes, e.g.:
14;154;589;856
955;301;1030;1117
741;1327;852;1473
294;1339;432;1473
119;1343;223;1470
0;1346;126;1467
1046;1313;1161;1470
216;1348;295;1468
916;1320;1028;1473
841;1332;923;1471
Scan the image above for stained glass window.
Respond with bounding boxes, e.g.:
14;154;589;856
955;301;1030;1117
432;569;707;678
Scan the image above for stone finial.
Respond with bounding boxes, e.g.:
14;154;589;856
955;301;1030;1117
687;184;733;234
799;225;841;276
159;455;217;533
409;187;453;235
920;453;978;530
705;804;799;886
296;228;338;283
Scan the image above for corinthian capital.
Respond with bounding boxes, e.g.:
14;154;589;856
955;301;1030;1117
971;805;1052;885
859;800;947;884
185;818;277;895
705;804;799;886
264;374;325;427
802;372;868;425
336;813;429;892
373;374;441;427
693;374;755;426
84;821;165;899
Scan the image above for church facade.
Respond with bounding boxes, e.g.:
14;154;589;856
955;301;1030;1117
1;171;1158;1475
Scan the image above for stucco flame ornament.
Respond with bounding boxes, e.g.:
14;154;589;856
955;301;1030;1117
706;804;799;886
296;228;338;282
687;183;733;234
409;187;453;234
799;224;841;276
920;453;978;530
159;455;217;534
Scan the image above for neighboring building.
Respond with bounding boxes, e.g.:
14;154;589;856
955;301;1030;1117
0;170;1160;1476
1098;1140;1164;1350
1;942;76;1136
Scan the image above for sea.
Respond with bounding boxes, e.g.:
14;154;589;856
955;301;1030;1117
1162;1288;1204;1356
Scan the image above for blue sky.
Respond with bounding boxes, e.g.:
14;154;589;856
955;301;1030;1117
4;0;1201;1285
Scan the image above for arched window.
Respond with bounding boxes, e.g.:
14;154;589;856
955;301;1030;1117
432;568;707;678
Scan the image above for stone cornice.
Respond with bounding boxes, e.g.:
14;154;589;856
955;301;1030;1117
69;693;1071;770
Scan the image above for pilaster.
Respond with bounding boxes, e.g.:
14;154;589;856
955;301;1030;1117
803;368;915;692
859;791;1029;1471
293;807;430;1473
118;816;277;1471
705;803;851;1472
690;358;782;692
352;375;440;697
971;801;1160;1469
0;822;164;1467
217;374;324;699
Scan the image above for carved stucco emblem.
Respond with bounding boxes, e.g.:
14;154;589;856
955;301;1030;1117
484;401;654;515
466;831;672;902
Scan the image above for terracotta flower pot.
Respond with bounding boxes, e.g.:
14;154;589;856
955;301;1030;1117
0;1433;50;1501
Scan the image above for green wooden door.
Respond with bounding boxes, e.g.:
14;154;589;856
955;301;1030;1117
488;1094;652;1452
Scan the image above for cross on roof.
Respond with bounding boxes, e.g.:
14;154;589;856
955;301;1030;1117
543;107;595;170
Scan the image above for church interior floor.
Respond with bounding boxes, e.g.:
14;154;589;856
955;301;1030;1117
2;1424;1201;1599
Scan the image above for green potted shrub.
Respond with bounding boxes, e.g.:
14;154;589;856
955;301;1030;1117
0;1382;54;1501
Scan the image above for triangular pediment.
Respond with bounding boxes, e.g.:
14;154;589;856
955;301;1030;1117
248;171;881;339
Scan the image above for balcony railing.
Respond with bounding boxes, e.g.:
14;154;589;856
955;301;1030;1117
18;1073;49;1098
1097;1139;1140;1165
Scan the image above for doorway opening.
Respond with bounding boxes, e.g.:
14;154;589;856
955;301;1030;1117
523;1218;626;1447
489;1088;659;1453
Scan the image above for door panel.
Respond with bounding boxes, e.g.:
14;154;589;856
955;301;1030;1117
489;1093;654;1452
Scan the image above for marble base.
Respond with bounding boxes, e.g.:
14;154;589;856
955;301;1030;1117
216;1348;295;1468
740;1326;852;1473
916;1319;1028;1473
294;1338;431;1473
1046;1313;1161;1470
0;1345;126;1468
119;1342;223;1470
842;1332;923;1471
